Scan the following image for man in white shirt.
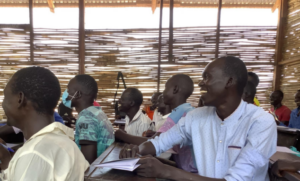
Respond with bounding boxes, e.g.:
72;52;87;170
120;56;277;181
0;67;89;181
119;88;154;136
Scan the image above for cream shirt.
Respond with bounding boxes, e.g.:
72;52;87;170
1;122;90;181
125;110;154;136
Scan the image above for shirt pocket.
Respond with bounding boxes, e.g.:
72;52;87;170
228;146;242;166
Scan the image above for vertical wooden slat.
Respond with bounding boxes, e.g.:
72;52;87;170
215;0;222;59
168;0;173;62
79;0;85;74
157;0;163;92
273;0;288;91
29;0;34;62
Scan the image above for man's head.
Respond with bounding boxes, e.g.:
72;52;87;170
119;88;143;113
150;92;162;110
157;95;168;114
270;90;284;106
2;67;61;127
199;56;248;107
295;90;300;107
248;72;259;87
163;74;194;106
66;74;98;109
242;81;256;104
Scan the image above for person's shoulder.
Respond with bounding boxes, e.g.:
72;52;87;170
291;108;299;114
282;105;292;111
244;103;274;125
188;106;215;117
139;112;152;124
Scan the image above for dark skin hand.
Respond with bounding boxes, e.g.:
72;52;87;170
120;144;225;181
271;160;300;177
0;143;12;171
80;141;97;164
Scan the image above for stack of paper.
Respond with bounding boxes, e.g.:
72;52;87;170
114;119;126;124
276;146;298;154
95;158;140;171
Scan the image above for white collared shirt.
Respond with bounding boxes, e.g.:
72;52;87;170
151;101;277;181
1;122;90;181
125;110;154;136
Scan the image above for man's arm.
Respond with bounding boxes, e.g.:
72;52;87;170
80;141;98;164
135;156;225;181
115;129;148;145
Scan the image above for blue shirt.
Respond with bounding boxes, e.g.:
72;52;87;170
75;106;115;157
54;112;64;124
151;101;277;181
288;107;300;129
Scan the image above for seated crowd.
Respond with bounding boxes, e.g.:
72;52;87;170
0;56;299;180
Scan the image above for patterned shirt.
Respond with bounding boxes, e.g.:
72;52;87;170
288;107;300;129
75;106;115;157
158;103;197;173
151;101;277;181
125;109;154;136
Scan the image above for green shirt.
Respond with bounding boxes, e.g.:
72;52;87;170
75;106;115;157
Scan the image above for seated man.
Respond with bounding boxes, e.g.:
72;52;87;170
120;56;277;181
270;90;291;126
63;74;114;164
119;88;154;136
116;74;197;173
248;72;260;106
288;90;300;129
144;92;162;120
0;67;89;180
242;81;256;104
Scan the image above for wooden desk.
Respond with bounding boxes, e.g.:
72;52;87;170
277;128;300;151
85;142;156;181
270;152;300;181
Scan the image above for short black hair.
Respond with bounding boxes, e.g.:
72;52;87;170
248;72;260;87
126;88;143;107
11;66;61;115
74;74;98;101
221;56;248;96
244;81;256;100
170;74;194;99
274;90;284;98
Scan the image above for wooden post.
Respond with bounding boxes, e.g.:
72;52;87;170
215;0;222;59
157;0;163;92
273;0;288;91
168;0;173;62
29;0;34;62
79;0;85;74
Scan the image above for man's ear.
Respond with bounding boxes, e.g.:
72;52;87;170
129;100;135;107
173;85;179;94
77;91;82;99
225;77;234;89
18;91;26;108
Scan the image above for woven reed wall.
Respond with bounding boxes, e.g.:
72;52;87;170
279;0;300;110
0;25;277;120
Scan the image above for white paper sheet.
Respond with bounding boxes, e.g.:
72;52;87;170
95;158;140;171
276;146;298;154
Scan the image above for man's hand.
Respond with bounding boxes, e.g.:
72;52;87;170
142;130;156;137
135;156;167;178
0;143;12;170
271;160;298;177
119;144;140;159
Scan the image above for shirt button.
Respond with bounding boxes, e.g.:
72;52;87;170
217;160;220;162
221;123;224;125
219;140;222;143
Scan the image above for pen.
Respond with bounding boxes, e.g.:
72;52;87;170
0;143;15;153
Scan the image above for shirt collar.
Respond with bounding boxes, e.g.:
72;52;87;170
173;103;191;112
27;122;74;142
162;113;171;119
214;100;245;125
78;106;101;117
126;109;143;124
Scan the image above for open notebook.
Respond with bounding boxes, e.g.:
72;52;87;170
95;158;140;171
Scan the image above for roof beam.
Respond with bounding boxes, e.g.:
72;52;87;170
152;0;157;13
47;0;55;13
271;0;280;12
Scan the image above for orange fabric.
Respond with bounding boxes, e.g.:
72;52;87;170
144;106;154;120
